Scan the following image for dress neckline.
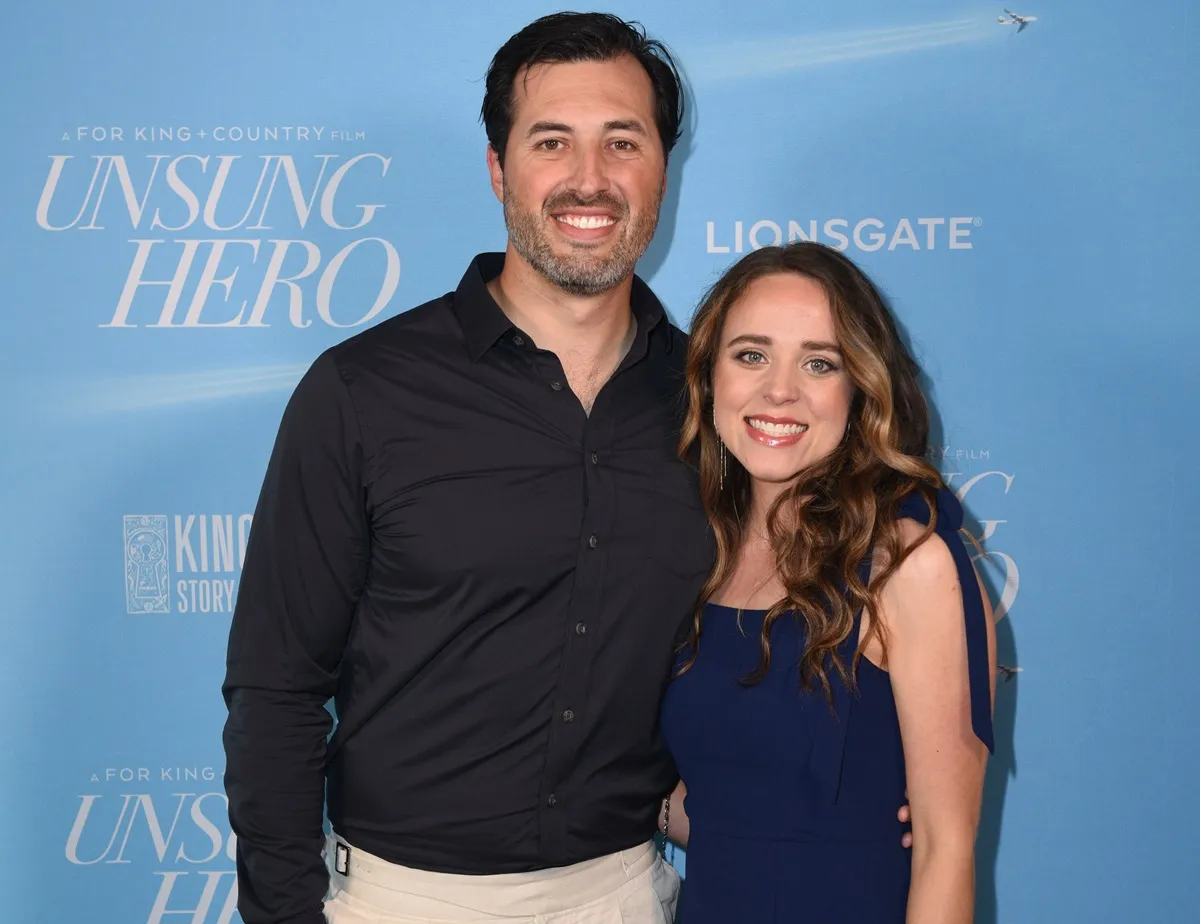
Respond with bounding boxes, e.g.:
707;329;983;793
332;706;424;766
704;601;771;614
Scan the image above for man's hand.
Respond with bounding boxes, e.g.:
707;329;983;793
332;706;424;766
898;799;913;849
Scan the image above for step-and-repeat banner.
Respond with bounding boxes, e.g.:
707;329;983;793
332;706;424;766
2;2;1196;922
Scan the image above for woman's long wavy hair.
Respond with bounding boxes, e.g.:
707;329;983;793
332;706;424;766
678;242;944;700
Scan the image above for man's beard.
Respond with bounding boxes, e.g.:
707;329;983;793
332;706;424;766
503;185;661;296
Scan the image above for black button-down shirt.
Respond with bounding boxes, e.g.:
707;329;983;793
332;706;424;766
222;254;714;924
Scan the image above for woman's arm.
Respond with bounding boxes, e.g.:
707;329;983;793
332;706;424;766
659;780;690;848
880;520;996;924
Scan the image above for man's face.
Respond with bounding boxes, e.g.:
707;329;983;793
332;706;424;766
488;55;667;296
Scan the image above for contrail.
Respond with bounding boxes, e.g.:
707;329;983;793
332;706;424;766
685;17;998;82
68;363;307;413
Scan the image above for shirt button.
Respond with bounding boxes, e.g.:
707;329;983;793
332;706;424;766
588;534;598;549
562;709;575;723
575;622;588;636
547;793;558;808
590;452;599;464
512;335;525;347
550;381;563;391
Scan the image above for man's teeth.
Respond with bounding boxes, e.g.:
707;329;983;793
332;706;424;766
556;214;616;229
748;418;808;436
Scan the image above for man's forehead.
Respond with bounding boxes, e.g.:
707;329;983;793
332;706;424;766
511;56;655;117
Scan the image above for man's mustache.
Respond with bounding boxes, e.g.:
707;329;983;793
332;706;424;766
542;192;629;217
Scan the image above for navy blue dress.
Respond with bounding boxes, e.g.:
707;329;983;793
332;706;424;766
660;489;993;922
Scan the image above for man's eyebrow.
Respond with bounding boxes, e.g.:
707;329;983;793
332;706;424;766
604;119;648;135
525;119;649;138
526;121;573;137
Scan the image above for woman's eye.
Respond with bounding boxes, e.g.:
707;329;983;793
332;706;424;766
736;350;766;364
806;357;839;374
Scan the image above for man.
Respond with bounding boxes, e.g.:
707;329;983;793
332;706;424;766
223;13;711;924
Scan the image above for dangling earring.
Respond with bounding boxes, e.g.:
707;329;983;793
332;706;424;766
713;406;727;490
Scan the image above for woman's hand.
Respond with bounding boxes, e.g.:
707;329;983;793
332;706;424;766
660;780;690;849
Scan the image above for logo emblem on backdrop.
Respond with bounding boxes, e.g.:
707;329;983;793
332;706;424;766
121;513;252;614
124;515;169;613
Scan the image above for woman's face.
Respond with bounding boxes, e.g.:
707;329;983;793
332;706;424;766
712;272;856;495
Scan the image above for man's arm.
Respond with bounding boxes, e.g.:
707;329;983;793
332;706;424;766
222;351;371;924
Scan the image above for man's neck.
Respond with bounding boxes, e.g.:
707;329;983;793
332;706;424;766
486;247;638;412
487;246;635;358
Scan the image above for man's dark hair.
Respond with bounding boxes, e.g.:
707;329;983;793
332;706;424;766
481;12;685;167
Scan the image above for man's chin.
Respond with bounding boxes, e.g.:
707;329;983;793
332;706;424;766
541;248;622;280
538;261;630;296
545;230;616;253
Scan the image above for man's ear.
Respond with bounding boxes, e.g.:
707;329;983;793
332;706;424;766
487;145;504;203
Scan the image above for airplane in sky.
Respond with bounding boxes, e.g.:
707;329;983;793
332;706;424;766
998;9;1037;33
998;665;1024;682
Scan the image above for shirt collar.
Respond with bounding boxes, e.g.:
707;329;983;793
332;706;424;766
452;253;669;363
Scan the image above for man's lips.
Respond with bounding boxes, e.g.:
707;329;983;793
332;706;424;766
553;212;618;230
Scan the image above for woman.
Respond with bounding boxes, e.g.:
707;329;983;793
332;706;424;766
659;242;995;923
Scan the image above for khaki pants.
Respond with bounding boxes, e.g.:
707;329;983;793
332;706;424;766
322;835;679;924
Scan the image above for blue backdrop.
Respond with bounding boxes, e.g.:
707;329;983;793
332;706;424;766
1;1;1197;922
